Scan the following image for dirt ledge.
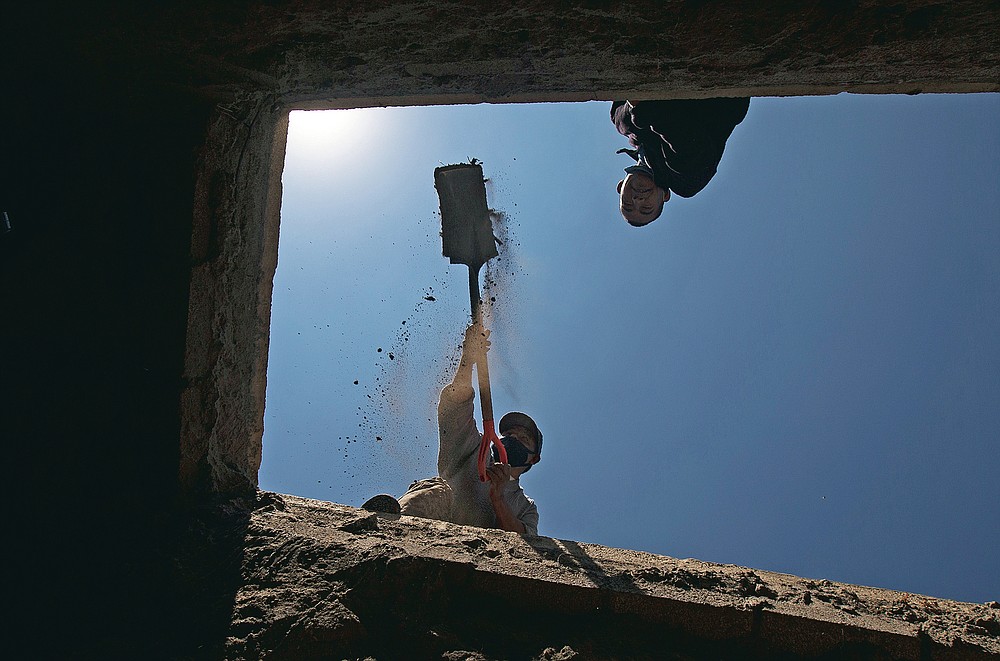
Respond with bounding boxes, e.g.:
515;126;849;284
225;493;998;660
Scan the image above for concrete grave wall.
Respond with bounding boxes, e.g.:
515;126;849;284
227;494;998;660
2;2;997;658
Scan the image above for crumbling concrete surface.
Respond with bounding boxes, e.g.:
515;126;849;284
226;493;999;660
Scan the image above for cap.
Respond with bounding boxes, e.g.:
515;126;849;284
498;411;542;459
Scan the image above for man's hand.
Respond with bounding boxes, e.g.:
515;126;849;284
486;462;526;534
616;147;639;162
459;323;490;371
485;462;512;497
448;323;491;391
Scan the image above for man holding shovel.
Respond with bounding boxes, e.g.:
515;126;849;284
362;162;543;535
363;322;542;535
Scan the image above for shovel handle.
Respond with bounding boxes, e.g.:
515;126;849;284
469;267;507;480
475;331;495;423
469;267;495;423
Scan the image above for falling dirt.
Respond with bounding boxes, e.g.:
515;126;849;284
481;174;530;407
346;278;458;487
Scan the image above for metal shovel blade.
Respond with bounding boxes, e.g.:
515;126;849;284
435;163;498;270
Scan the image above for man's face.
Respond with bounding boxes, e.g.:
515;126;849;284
617;172;669;227
503;425;538;463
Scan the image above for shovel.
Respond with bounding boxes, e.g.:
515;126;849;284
434;162;508;481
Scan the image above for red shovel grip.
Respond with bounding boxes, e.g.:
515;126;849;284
477;421;507;482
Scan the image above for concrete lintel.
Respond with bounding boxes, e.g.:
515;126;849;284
284;82;995;112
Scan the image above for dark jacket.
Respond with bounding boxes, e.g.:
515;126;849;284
611;98;750;198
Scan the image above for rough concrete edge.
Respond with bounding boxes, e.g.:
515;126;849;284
255;494;999;658
284;84;1000;111
180;93;286;499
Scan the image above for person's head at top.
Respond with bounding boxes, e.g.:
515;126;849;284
617;168;669;227
492;411;543;478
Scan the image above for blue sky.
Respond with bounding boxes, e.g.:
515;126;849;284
261;93;999;604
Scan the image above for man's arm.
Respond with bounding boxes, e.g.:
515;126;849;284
437;324;489;479
611;100;643;148
452;323;488;389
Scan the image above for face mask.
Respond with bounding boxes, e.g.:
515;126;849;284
492;435;533;467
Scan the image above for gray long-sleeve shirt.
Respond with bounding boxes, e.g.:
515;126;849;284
437;383;539;536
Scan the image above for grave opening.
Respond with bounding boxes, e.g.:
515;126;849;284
260;95;1000;604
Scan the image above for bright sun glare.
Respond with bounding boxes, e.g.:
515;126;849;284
286;109;372;161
